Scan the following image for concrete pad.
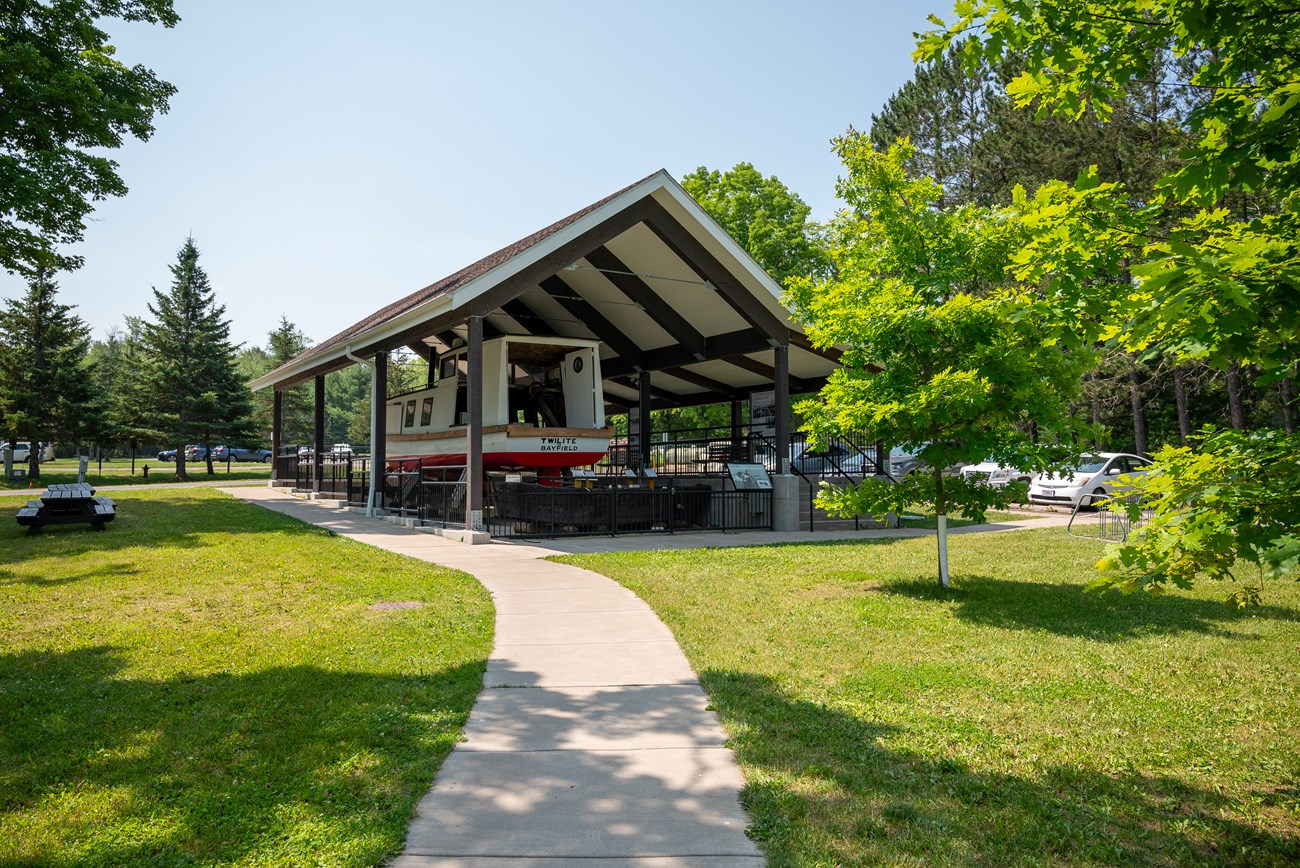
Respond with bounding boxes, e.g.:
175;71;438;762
458;685;728;752
401;748;754;858
485;640;696;688
391;857;764;868
495;609;674;645
391;857;765;867
490;586;644;615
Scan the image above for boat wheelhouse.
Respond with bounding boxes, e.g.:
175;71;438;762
386;335;612;473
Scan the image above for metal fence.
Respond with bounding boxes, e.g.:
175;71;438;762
485;479;771;539
602;428;886;479
276;447;369;502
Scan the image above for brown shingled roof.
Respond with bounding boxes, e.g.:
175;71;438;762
265;171;664;381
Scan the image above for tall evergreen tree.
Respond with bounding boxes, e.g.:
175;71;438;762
0;272;99;479
132;237;253;480
248;316;312;445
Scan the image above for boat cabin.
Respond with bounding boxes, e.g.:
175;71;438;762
385;335;612;472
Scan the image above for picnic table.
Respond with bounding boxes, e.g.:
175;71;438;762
15;483;116;535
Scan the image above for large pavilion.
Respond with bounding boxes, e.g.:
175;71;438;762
250;169;866;537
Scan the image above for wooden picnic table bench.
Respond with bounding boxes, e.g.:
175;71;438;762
16;483;116;535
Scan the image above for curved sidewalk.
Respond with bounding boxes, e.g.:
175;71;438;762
226;488;762;867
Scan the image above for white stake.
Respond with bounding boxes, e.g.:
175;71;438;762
937;513;950;588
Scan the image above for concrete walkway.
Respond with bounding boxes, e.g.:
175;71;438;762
226;487;763;867
225;488;1073;865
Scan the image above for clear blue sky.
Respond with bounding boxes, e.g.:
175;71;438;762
2;0;939;350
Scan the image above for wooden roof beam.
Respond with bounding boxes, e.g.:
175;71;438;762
538;274;647;370
661;366;745;400
600;328;771;380
641;199;789;344
722;353;814;394
583;245;707;361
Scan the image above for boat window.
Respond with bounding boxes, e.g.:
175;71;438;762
404;400;417;429
420;397;434;427
440;355;461;382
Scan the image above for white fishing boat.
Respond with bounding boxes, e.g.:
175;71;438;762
385;335;613;473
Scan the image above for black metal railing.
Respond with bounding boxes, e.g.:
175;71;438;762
485;478;771;539
277;446;370;502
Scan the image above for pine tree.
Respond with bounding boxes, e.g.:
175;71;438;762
0;272;99;479
133;238;253;480
247;316;313;446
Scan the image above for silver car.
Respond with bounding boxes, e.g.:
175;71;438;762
1029;453;1153;508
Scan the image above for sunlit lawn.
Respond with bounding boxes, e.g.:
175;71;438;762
560;530;1300;866
1;459;273;490
0;488;493;866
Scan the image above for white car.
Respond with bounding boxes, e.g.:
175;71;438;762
1028;452;1153;508
3;441;31;462
959;460;1036;487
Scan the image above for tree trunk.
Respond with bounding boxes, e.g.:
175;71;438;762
1089;371;1103;449
176;448;189;482
205;441;215;476
1173;365;1192;445
1280;376;1297;434
1226;360;1247;429
1129;363;1148;455
934;466;950;588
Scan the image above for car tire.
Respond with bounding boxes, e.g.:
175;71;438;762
263;454;272;463
1087;486;1107;508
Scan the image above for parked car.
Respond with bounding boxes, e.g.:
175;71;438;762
959;460;1036;487
1028;452;1153;508
212;445;273;463
791;442;873;476
2;441;32;463
157;445;199;462
185;445;211;461
888;443;963;480
330;443;353;459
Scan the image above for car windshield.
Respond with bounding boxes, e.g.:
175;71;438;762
1073;456;1109;474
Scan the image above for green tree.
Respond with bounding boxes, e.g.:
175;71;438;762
788;138;1090;587
921;1;1300;594
0;272;100;479
870;43;999;207
682;163;830;287
132;238;253;480
0;0;178;276
246;316;312;445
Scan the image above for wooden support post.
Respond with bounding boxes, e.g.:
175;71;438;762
373;352;387;509
313;375;325;493
271;389;283;481
774;345;790;473
466;316;484;532
638;373;653;470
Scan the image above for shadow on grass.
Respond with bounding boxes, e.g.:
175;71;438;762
705;669;1299;867
0;491;337;563
883;575;1300;641
0;645;484;867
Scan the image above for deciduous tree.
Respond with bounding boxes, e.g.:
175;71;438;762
921;0;1300;594
0;0;178;276
788;138;1090;587
682;163;830;288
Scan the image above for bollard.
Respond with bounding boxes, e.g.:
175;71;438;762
142;465;149;479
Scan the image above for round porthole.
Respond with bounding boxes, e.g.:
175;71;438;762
573;356;584;373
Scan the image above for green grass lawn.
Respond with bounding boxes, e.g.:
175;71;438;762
0;488;493;866
559;531;1300;866
1;460;272;490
